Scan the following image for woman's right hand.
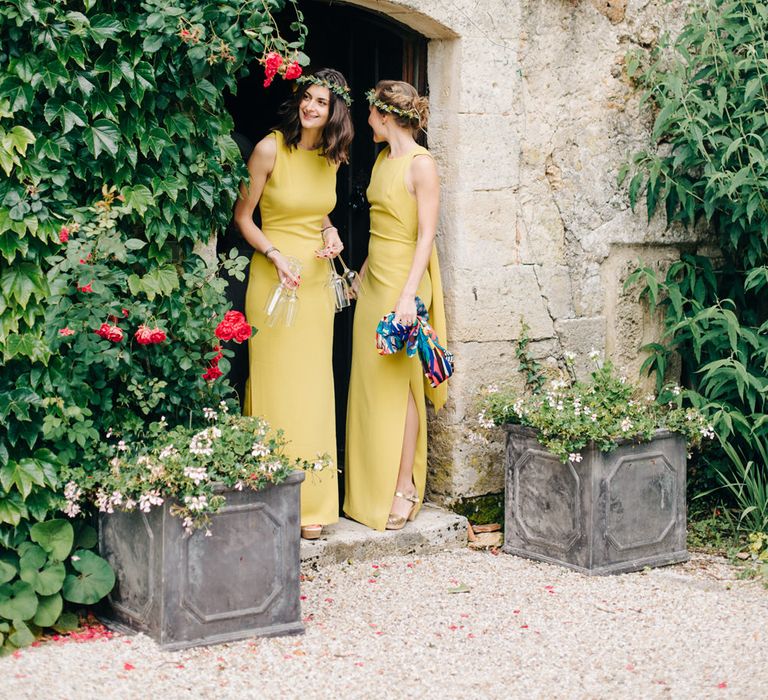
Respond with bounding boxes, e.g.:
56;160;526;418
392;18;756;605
269;251;300;288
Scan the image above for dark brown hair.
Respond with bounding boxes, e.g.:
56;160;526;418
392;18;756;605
278;68;354;164
372;80;429;134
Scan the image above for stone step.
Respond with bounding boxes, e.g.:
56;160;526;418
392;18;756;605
300;504;468;569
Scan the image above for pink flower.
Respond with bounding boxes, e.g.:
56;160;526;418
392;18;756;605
77;282;93;293
59;226;69;243
59;327;75;336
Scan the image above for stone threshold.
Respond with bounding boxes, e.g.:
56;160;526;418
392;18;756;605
300;504;468;569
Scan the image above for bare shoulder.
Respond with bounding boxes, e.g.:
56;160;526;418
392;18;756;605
248;134;277;174
411;152;439;185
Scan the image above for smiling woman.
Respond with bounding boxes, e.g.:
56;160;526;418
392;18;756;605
233;68;354;540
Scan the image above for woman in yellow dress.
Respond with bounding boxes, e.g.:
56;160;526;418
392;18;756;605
344;80;448;531
234;69;353;539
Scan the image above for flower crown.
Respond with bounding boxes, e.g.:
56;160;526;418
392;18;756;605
365;89;420;121
296;75;352;107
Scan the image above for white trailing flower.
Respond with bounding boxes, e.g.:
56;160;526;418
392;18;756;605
139;490;164;513
564;351;576;363
219;400;229;414
64;480;81;502
184;494;208;512
477;410;495;430
95;489;113;514
63;501;81;518
189;430;214;456
671;385;682;396
183;466;208;485
251;441;270;458
620;418;633;432
234;481;244;491
266;460;282;473
588;348;601;361
569;452;583;463
182;516;194;534
110;491;123;506
202;406;217;421
124;498;137;511
700;425;716;440
486;383;499;395
159;444;178;461
117;440;128;452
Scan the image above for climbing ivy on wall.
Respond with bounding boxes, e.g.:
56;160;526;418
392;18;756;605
0;0;306;652
622;0;768;525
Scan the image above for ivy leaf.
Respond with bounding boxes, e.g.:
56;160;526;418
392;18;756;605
0;458;46;499
123;185;154;215
7;126;35;156
0;493;28;527
84;119;120;158
0;262;48;309
43;100;87;134
89;15;123;47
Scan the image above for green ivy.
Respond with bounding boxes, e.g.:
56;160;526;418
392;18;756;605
0;0;307;652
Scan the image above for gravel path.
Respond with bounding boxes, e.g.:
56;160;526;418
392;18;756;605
4;549;767;699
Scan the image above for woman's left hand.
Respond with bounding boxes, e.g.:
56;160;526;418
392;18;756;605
317;226;344;259
393;295;417;327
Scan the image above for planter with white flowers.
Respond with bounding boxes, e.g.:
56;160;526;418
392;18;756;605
480;357;714;575
64;404;330;649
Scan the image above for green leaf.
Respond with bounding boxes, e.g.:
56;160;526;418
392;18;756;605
33;593;62;628
89;15;123;46
123;185;154;215
0;581;38;621
0;494;28;527
0;560;17;585
0;262;49;309
73;524;97;551
0;458;46;499
7;126;35;156
30;520;74;562
62;550;115;604
52;611;79;632
9;620;36;648
142;34;165;53
20;545;66;596
84;119;120;158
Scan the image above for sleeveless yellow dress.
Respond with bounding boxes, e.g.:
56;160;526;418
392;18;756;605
244;131;339;526
344;146;448;531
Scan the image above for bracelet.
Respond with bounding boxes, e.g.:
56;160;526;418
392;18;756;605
321;225;336;233
264;246;279;258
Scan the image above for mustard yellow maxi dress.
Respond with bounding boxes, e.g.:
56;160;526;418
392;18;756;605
344;145;448;531
244;131;339;527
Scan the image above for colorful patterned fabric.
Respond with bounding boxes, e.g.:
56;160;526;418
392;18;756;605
375;297;454;388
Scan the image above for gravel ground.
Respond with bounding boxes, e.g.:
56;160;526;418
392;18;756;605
3;549;767;699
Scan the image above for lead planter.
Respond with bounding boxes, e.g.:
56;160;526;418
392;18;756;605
99;471;305;650
503;426;687;575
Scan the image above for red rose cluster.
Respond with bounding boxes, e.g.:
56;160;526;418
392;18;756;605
262;51;302;87
214;310;252;343
95;323;124;342
134;324;167;345
202;346;224;382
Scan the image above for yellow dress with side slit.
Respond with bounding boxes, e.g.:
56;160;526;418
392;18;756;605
244;131;339;527
343;145;448;531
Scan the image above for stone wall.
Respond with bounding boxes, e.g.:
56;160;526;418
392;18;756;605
345;0;699;504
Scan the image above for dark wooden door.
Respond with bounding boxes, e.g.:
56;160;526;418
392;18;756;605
224;1;428;496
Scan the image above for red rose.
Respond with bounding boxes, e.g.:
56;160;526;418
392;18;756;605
134;324;153;345
284;62;302;80
78;282;93;293
149;328;167;343
106;326;124;342
59;226;69;243
95;323;111;339
223;310;246;324
234;323;252;343
214;320;236;341
122;308;130;318
202;365;223;382
264;51;283;78
59;327;75;336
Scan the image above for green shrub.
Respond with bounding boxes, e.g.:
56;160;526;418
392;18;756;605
0;0;306;652
622;0;768;523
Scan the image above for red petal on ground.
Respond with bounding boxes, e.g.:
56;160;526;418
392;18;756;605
123;663;135;671
717;682;728;689
520;625;529;629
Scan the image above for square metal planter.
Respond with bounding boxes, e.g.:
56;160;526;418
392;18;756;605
99;471;305;650
503;426;688;575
